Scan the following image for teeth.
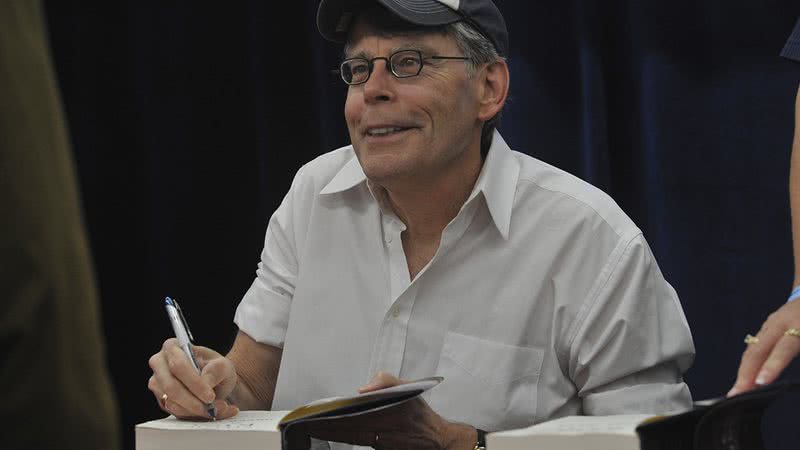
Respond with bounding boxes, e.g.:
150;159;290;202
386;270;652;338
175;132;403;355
367;127;404;136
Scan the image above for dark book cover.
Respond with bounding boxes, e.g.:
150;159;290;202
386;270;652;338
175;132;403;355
636;380;800;450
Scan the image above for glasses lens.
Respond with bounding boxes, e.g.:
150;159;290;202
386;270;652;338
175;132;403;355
341;59;370;84
391;51;422;77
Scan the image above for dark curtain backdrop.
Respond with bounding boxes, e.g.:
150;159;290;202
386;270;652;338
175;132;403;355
41;1;800;448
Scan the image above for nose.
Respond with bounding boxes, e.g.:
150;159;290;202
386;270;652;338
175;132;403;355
363;58;393;104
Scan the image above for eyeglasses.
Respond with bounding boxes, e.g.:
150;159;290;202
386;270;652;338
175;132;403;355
339;49;469;85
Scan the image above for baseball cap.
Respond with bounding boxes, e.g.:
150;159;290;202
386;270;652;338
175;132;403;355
316;0;508;57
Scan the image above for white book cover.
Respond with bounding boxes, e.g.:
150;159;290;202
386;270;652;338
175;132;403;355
135;410;288;450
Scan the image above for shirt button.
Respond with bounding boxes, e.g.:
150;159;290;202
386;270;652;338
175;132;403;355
392;306;400;318
386;234;393;243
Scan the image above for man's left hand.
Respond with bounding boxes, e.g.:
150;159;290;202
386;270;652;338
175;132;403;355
286;372;477;450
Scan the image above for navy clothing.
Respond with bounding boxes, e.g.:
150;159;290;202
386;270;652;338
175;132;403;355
783;18;800;62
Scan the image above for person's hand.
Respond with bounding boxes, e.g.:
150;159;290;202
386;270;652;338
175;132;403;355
729;299;800;396
147;338;240;420
285;372;477;450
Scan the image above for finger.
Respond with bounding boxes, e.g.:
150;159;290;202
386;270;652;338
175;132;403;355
170;399;238;421
200;357;237;399
148;376;172;415
210;399;240;420
150;350;214;418
191;344;223;368
729;324;784;396
755;333;800;385
166;398;198;419
358;371;404;393
147;373;161;399
147;381;197;419
165;343;216;404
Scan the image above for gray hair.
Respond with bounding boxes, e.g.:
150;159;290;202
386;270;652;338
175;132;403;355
447;21;505;77
446;21;506;157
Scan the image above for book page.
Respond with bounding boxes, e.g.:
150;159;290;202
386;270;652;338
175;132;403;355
137;410;289;432
495;414;657;437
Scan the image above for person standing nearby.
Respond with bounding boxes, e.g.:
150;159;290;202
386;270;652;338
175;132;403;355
730;17;800;397
0;1;121;448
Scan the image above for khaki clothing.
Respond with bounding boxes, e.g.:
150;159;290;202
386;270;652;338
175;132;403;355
0;1;120;449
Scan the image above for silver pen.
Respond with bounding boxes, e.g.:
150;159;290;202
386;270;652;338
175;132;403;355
164;296;217;420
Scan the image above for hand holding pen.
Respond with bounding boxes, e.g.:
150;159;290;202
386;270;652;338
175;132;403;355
164;297;217;420
147;296;240;420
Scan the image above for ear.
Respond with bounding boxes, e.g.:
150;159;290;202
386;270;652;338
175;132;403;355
477;59;510;122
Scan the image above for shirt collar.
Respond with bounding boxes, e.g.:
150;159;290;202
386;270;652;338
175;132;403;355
466;131;519;240
319;152;366;195
318;131;520;240
317;153;397;217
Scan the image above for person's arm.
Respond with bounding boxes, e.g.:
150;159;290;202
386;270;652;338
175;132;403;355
569;234;695;414
226;331;282;410
791;84;800;287
729;84;800;396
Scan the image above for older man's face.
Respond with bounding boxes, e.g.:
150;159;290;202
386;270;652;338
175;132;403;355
344;19;484;189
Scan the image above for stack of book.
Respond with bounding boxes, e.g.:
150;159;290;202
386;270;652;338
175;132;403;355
136;378;799;450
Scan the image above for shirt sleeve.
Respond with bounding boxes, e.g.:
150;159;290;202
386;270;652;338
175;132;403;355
567;233;696;415
233;166;307;348
781;17;800;62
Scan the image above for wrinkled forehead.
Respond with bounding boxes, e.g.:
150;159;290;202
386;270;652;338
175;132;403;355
343;4;452;56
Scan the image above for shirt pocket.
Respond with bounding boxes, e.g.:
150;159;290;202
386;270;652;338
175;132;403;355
427;331;544;431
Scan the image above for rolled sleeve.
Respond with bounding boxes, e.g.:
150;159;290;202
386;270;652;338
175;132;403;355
234;274;293;348
234;168;306;348
568;233;695;415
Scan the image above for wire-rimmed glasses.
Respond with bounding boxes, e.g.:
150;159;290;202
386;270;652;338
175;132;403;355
339;49;469;85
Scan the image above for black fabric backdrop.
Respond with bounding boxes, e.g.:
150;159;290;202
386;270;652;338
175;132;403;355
42;1;800;448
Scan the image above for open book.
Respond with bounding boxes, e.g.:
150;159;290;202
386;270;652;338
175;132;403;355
135;376;442;450
487;380;800;450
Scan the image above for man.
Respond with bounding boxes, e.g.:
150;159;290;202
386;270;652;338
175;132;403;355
148;1;694;449
729;17;800;397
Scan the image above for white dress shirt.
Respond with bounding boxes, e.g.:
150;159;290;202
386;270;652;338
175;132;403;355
234;131;694;440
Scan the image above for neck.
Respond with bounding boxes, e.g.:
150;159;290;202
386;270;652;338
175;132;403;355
382;147;483;241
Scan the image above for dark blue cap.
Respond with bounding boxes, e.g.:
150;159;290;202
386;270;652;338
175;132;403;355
317;0;508;57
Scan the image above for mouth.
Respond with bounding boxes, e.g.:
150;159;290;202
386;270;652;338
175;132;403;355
363;126;416;138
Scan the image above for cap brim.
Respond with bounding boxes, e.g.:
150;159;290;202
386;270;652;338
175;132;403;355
317;0;463;43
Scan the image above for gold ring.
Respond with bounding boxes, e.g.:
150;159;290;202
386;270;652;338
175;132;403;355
744;334;760;345
161;393;169;409
785;328;800;337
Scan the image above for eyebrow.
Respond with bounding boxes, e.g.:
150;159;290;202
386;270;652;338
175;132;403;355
344;42;437;60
